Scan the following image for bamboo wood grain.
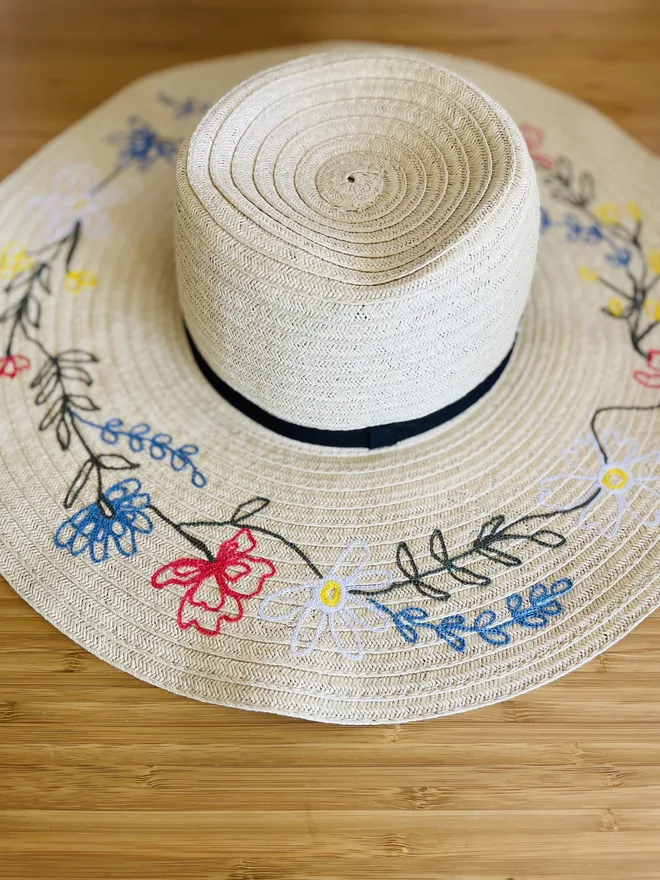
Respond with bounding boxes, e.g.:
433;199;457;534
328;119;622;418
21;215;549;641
1;1;659;877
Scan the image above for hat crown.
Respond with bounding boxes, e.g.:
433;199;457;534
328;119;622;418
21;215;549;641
175;50;539;433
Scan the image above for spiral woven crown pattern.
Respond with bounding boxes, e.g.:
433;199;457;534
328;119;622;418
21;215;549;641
176;50;539;431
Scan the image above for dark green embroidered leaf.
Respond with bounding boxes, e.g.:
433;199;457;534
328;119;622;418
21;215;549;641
231;497;270;524
475;515;506;544
34;372;60;405
97;454;138;471
97;494;115;519
57;350;98;365
528;529;566;549
67;394;100;412
395;541;419;581
578;171;595;205
59;365;93;385
38;396;65;431
30;358;56;389
415;581;450;602
555;156;572;185
475;545;522;568
24;296;42;329
446;564;491;587
429;529;450;566
64;459;95;509
56;416;71;451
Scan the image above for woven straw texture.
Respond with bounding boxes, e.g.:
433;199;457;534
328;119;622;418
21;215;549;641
0;42;658;725
176;52;539;429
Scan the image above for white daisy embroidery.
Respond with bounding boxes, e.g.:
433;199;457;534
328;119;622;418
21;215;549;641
26;163;140;241
539;429;660;539
259;541;392;660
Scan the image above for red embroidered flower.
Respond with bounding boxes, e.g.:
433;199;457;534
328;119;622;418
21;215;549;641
519;124;555;170
151;528;276;636
0;353;30;379
633;350;660;389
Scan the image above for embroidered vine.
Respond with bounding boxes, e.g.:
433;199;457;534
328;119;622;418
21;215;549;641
0;104;208;526
526;125;660;371
1;108;658;659
368;578;575;650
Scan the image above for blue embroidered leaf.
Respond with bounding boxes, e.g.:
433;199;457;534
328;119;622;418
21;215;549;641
381;579;575;652
435;614;470;652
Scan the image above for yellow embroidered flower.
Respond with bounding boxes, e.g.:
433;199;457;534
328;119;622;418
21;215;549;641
645;298;660;321
607;297;624;317
627;202;643;222
594;203;621;225
64;269;98;295
579;266;599;283
649;248;660;275
0;243;34;279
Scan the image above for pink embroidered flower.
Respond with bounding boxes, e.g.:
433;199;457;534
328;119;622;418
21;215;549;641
519;124;555;170
633;350;660;389
0;353;30;379
151;528;276;636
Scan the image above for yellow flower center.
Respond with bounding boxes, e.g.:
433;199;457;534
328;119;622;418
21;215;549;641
645;298;660;321
607;297;624;317
601;467;629;491
319;579;342;608
64;269;98;294
72;198;88;210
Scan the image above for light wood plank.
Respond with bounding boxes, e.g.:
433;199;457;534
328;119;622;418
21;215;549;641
1;1;659;877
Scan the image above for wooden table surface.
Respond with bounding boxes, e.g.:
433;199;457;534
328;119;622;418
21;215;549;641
1;1;659;878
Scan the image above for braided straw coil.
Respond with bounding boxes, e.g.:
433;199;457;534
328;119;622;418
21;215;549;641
1;42;658;726
175;51;540;431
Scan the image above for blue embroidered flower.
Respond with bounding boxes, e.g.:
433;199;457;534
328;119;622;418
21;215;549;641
107;116;179;171
55;478;153;563
157;93;210;118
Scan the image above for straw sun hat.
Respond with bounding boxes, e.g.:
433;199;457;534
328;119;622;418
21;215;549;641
0;43;658;724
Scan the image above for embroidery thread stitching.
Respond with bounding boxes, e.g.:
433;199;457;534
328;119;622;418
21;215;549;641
368;578;575;650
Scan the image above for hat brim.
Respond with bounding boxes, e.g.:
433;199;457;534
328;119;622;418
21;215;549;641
0;42;658;724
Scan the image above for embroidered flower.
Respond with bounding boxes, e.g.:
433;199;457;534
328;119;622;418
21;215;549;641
259;541;392;660
634;350;660;389
0;243;34;280
644;298;660;321
107;116;179;171
64;269;98;295
648;249;660;275
519;124;554;170
152;529;275;636
579;266;599;283
157;93;210;118
539;429;660;538
594;202;621;226
0;353;30;379
26;163;139;241
55;478;153;563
